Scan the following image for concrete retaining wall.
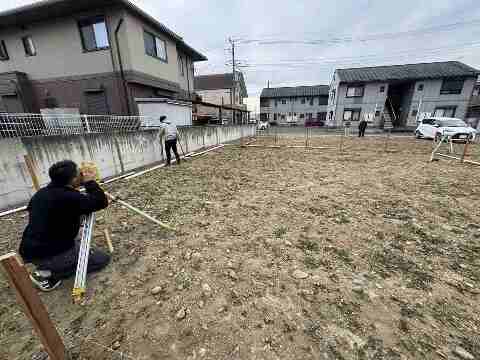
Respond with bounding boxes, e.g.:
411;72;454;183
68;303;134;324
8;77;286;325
0;125;255;211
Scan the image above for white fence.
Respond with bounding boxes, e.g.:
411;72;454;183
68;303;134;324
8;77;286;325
0;113;161;138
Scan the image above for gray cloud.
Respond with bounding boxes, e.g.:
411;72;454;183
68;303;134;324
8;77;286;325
2;0;480;105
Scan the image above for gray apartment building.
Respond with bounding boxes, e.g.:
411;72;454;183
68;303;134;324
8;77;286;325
260;85;329;126
0;0;207;115
327;61;480;129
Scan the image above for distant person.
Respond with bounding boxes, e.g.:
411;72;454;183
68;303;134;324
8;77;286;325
19;160;110;292
358;118;368;137
159;116;181;166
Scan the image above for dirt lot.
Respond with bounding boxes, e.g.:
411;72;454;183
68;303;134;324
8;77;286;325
1;136;480;360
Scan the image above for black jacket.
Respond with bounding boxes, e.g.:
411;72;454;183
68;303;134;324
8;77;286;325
19;181;108;262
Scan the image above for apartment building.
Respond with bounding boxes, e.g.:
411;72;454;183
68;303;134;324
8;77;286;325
260;85;329;126
194;72;248;123
327;61;479;129
0;0;207;115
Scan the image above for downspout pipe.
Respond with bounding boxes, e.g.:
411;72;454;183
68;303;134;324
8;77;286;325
114;19;131;115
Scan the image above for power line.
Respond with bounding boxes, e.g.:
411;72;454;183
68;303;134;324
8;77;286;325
198;41;480;75
233;18;480;46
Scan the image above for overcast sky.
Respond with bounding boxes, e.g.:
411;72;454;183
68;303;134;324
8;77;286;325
2;0;480;110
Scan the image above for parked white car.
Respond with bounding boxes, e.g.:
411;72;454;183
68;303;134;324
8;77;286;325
258;121;269;130
415;117;477;141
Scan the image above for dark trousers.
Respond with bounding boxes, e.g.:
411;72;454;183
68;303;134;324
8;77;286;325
33;241;110;281
165;139;181;165
358;123;367;137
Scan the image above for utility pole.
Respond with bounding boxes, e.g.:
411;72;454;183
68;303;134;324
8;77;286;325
229;37;236;124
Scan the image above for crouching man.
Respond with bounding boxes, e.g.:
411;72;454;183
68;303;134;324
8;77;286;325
19;160;110;292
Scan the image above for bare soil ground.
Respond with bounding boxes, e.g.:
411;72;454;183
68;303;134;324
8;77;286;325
1;136;480;360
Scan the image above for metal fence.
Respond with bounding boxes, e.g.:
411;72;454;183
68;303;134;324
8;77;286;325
0;113;156;138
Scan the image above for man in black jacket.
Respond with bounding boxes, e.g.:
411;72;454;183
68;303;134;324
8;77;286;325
19;160;110;292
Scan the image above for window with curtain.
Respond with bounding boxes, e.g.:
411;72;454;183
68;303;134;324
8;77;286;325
78;16;109;51
434;107;456;117
22;36;36;56
0;40;8;60
346;85;365;98
144;31;168;62
440;78;464;95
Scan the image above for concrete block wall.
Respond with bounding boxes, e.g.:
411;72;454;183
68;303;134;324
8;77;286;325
0;125;255;211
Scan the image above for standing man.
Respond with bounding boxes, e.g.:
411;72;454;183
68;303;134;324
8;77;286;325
358;117;368;137
159;115;181;166
19;160;110;292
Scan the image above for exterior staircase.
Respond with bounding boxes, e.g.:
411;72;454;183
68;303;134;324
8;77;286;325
383;111;393;130
382;97;395;131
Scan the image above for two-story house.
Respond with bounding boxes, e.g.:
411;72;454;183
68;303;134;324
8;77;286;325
327;61;480;129
194;72;248;123
260;85;329;126
0;0;207;115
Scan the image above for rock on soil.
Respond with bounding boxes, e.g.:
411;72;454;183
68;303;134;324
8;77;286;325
202;283;212;296
151;286;162;295
453;347;474;360
176;308;187;321
292;270;309;279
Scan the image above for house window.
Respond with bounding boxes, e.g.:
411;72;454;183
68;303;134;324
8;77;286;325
281;114;286;120
380;86;385;93
300;114;305;119
144;31;168;62
22;36;36;56
346;85;364;98
473;87;480;96
274;114;277;121
318;96;328;105
434;106;456;117
309;98;314;106
417;84;424;91
274;100;278;107
281;99;286;104
343;108;361;121
78;16;110;51
411;109;418;117
440;78;464;95
0;40;8;61
375;110;381;117
301;98;306;104
306;113;313;119
178;56;184;76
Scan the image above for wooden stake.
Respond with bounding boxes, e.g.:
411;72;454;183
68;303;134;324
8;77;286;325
103;229;114;254
461;141;471;162
0;253;66;360
24;154;40;191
